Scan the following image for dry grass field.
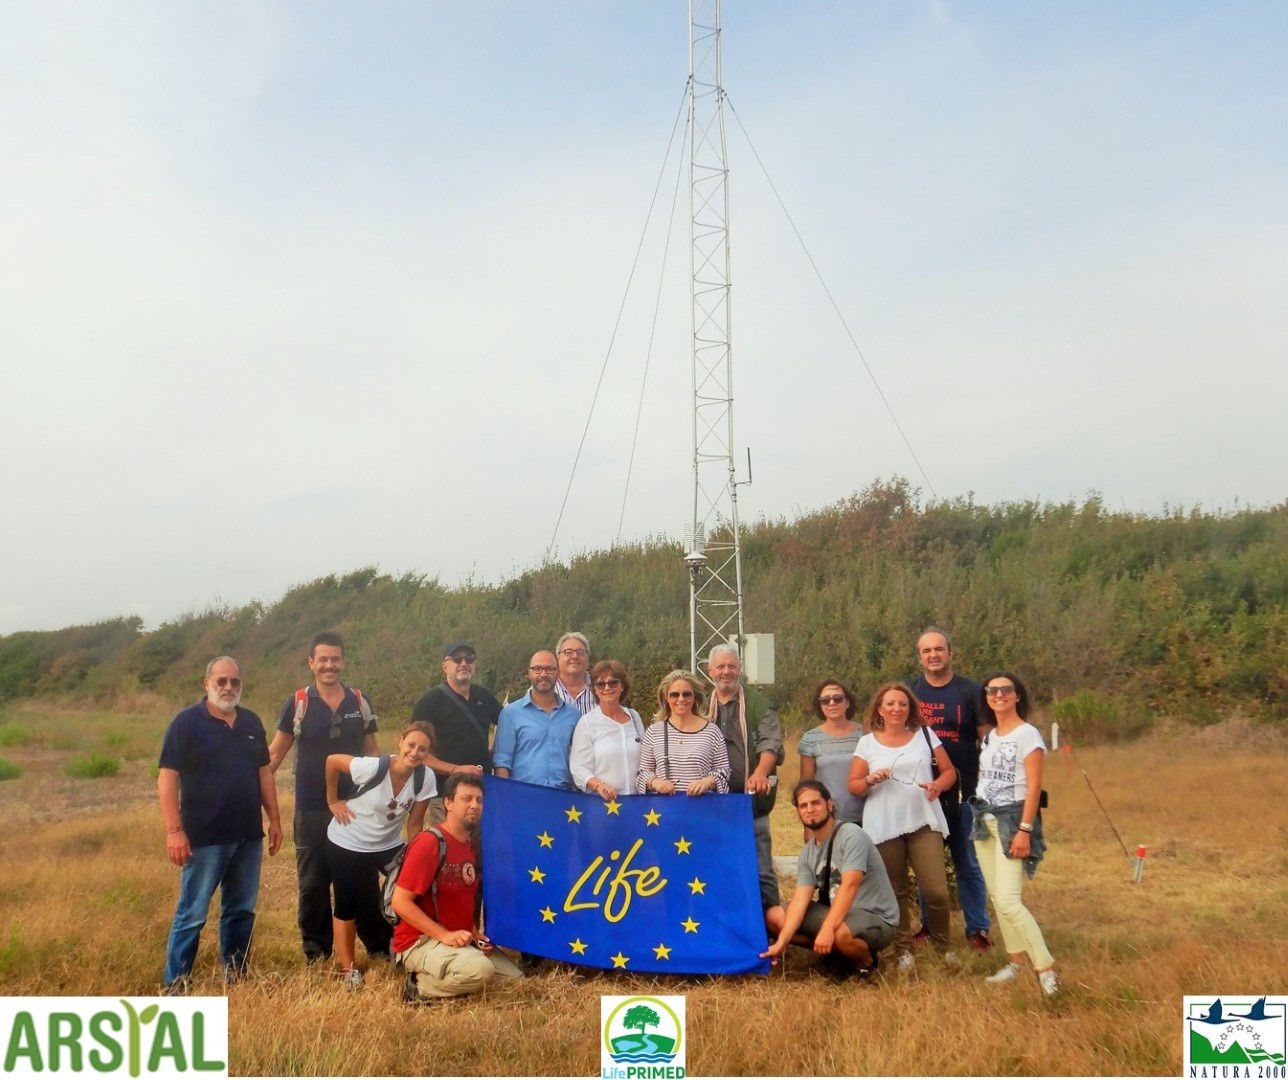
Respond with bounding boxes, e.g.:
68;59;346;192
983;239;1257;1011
2;697;1286;1077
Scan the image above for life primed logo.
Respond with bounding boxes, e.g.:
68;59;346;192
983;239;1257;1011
1;997;228;1077
600;995;685;1079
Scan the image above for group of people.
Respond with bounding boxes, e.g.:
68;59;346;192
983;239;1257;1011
156;626;1056;1000
775;629;1057;994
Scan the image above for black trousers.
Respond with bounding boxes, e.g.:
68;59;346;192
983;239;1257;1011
294;809;391;959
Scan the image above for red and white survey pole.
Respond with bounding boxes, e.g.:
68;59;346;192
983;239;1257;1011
1133;844;1147;883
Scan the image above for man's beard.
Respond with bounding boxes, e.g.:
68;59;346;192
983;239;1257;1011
804;814;832;833
209;689;241;714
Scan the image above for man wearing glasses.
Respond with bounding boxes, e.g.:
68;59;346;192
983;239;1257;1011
267;631;382;964
707;643;784;913
909;627;992;952
553;631;595;715
411;641;501;829
493;649;581;789
158;656;281;992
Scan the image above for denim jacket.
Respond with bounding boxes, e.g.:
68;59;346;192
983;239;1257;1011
970;797;1046;879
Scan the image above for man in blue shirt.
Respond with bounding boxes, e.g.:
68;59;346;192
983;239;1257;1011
493;649;581;788
158;656;282;992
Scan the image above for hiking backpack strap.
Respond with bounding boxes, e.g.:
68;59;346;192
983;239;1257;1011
291;687;310;737
351;755;392;799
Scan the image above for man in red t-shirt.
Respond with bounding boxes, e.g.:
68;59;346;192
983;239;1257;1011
392;771;522;1000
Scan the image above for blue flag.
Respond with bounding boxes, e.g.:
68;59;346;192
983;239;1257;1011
481;776;771;975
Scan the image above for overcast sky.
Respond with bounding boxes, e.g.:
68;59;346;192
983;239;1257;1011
3;2;1285;635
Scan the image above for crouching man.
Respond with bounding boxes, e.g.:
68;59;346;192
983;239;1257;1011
391;771;522;1000
761;780;899;977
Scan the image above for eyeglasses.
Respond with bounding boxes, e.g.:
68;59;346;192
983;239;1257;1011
447;654;476;665
818;693;847;706
213;677;242;688
385;799;400;822
529;665;557;675
667;689;694;700
593;679;622;690
984;685;1017;698
559;648;588;657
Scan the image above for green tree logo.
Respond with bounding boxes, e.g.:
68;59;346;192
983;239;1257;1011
622;1004;660;1040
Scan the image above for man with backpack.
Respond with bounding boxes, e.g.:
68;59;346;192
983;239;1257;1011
267;631;384;964
392;771;522;1000
410;640;501;832
761;780;899;978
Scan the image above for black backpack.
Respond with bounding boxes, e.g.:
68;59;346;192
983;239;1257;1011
381;826;447;926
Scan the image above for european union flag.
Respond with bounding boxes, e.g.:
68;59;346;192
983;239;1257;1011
481;776;771;975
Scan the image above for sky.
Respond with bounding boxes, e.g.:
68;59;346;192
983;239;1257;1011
3;1;1286;635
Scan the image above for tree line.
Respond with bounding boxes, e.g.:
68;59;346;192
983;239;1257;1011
2;479;1284;738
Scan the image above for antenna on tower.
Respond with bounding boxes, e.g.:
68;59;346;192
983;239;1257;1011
685;0;746;677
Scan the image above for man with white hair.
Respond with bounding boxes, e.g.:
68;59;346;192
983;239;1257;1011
707;642;784;912
158;656;282;992
553;631;595;716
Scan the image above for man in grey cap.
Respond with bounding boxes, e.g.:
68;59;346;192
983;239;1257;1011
411;641;501;828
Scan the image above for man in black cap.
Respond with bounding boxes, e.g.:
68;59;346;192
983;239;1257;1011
411;641;502;829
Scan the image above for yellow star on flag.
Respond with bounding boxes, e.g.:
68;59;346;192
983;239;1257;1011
537;831;554;848
673;836;692;854
611;951;630;969
688;877;706;894
681;916;700;934
540;906;557;924
565;805;583;823
643;808;662;826
604;799;621;815
653;943;672;960
569;939;588;956
528;867;546;884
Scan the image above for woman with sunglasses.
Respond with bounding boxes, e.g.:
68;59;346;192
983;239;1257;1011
324;722;435;988
848;682;957;972
636;670;730;796
798;679;865;825
974;671;1058;996
570;660;645;801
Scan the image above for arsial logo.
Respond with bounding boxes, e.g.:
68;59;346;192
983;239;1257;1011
1;997;228;1078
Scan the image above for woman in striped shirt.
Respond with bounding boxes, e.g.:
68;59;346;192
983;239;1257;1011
636;670;730;796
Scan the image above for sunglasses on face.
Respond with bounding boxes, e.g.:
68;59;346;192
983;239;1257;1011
447;655;476;665
817;693;847;706
667;690;695;700
593;679;622;690
984;685;1016;697
213;677;241;688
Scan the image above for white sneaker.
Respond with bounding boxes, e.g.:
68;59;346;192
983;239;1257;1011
1038;968;1060;996
897;951;916;975
985;962;1022;984
340;968;364;990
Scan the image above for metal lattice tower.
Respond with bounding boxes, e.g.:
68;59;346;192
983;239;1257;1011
686;0;745;676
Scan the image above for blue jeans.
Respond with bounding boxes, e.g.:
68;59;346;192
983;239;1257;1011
918;800;990;937
164;838;263;985
755;813;779;910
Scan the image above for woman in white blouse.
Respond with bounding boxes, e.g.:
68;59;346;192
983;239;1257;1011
325;722;435;988
570;659;644;800
848;682;957;972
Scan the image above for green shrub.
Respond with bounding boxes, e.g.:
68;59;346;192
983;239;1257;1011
1053;689;1151;743
65;753;121;779
0;758;21;781
0;725;30;748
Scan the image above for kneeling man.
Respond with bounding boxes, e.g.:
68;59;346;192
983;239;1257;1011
762;780;899;976
392;771;521;1000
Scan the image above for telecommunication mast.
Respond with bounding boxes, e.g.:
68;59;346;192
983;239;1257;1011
684;0;746;677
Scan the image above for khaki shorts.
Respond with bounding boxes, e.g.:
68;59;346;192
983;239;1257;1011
799;901;897;953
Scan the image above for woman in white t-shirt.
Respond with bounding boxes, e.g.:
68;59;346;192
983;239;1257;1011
974;670;1058;996
847;682;957;972
324;722;436;987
